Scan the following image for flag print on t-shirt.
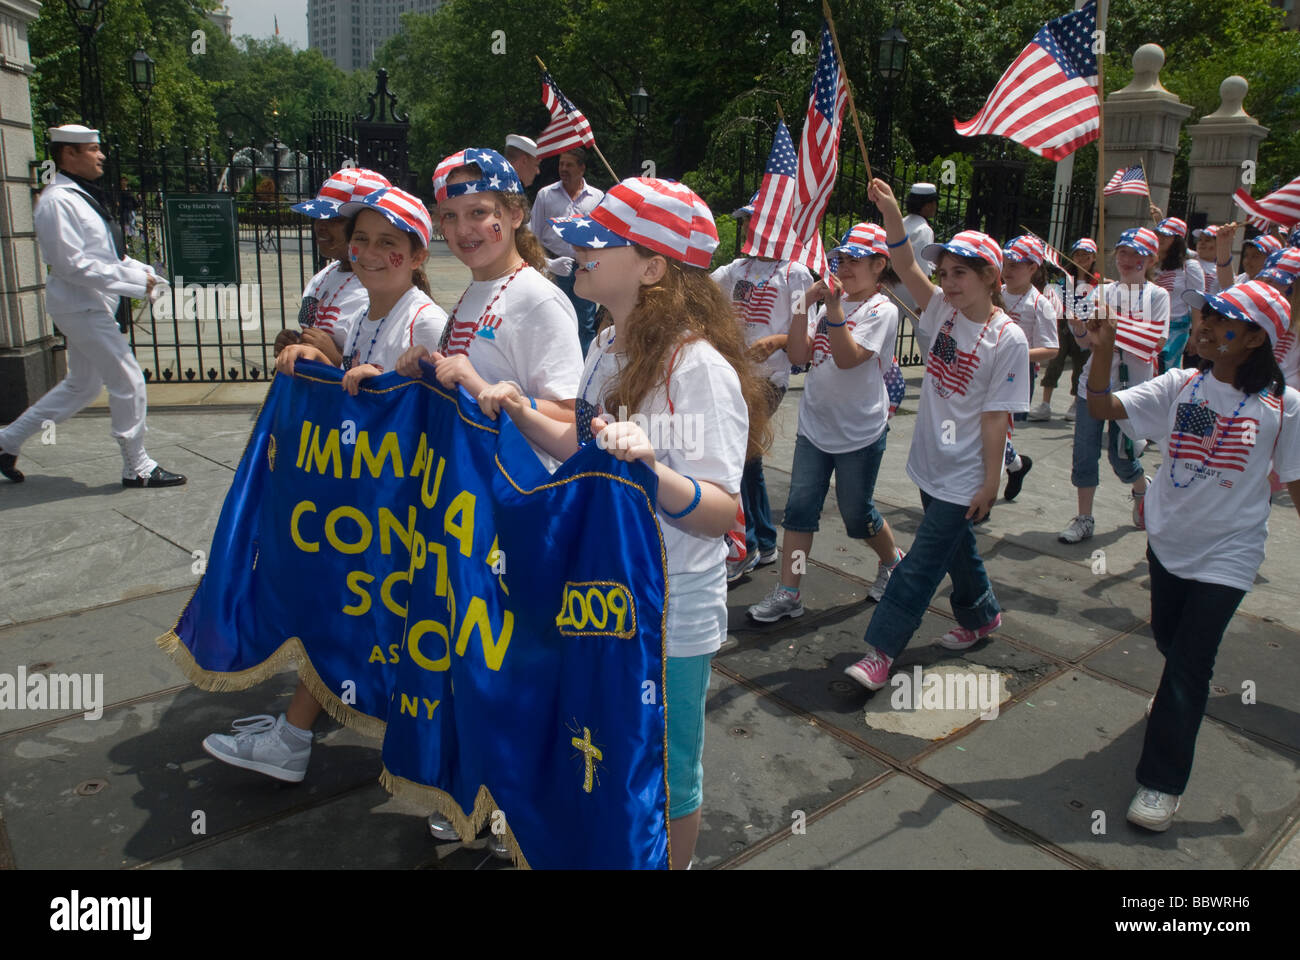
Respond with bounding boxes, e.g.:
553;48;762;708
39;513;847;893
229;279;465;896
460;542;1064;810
731;278;781;327
1169;399;1261;475
442;312;504;356
927;325;981;397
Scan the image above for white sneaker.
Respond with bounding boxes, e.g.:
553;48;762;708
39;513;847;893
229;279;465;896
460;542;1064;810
748;584;804;623
427;814;460;841
868;549;905;601
726;550;759;583
202;713;311;783
1057;515;1095;544
755;546;779;567
1026;401;1052;421
1063;402;1077;422
1127;786;1181;832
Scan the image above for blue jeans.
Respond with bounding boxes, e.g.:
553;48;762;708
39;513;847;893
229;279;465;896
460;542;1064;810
1070;396;1144;489
554;271;600;357
863;491;1000;660
782;430;888;539
1138;547;1245;795
743;385;786;554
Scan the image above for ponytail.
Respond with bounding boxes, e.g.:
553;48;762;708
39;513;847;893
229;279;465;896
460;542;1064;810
412;267;432;297
513;224;547;272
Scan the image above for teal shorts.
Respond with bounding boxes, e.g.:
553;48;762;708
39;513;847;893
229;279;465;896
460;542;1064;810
665;653;713;819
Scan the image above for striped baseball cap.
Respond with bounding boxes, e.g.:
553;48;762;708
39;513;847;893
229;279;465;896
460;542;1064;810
1116;227;1159;258
554;178;719;268
1257;246;1300;290
832;222;889;260
1155;217;1187;238
922;230;1003;272
1192;225;1219;241
1183;279;1291;347
290;167;391;218
1245;233;1285;256
1071;237;1098;254
431;148;524;204
338;186;433;247
1289;225;1300;247
1003;234;1046;266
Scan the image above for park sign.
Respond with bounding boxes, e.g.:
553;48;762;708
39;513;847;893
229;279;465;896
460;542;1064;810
162;194;239;286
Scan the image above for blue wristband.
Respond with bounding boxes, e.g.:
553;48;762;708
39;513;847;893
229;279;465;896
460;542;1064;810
529;396;537;410
661;475;702;519
824;318;847;327
887;235;909;249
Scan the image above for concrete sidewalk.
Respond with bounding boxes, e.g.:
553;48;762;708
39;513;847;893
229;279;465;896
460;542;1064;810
2;376;1298;870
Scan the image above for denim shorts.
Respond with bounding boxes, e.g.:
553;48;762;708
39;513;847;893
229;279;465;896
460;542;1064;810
1070;396;1144;488
665;653;712;819
782;430;888;539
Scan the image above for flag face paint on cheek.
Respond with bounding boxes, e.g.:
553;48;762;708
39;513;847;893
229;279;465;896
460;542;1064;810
388;251;405;268
491;223;503;242
582;261;600;271
349;246;359;263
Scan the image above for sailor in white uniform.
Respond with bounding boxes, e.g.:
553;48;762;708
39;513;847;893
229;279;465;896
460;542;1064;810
895;182;938;355
0;124;184;487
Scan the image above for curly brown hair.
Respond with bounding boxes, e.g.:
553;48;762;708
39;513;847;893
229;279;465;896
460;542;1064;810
598;246;772;460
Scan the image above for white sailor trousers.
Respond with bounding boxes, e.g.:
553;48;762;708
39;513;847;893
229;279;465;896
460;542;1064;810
0;309;153;477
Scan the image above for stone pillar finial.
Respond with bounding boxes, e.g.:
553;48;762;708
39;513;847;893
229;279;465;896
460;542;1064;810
1114;44;1170;97
1205;76;1250;120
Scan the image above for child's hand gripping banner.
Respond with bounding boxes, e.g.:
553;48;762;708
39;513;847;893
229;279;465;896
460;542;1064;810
158;361;671;869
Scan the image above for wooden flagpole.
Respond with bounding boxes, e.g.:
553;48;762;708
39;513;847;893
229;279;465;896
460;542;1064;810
1137;157;1158;224
821;0;874;183
1019;223;1113;283
1095;1;1108;312
535;55;619;183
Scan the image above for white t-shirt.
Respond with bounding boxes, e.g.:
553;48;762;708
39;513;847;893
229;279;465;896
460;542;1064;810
1196;257;1220;296
908;287;1030;504
341;287;447;373
1116;369;1300;591
799;294;899;453
1076;281;1170;391
300;261;368;350
1055;277;1095;324
1276;329;1300;389
1155;259;1206;320
440;265;583;401
578;329;748;658
710;258;813;387
1001;285;1059;352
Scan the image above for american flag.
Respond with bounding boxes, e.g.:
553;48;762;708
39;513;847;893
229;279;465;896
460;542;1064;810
1100;286;1164;363
790;21;848;277
927;327;982;396
954;1;1098;161
535;72;596;160
441;311;502;357
742;120;802;260
1234;175;1300;229
730;277;781;328
1104;165;1149;197
1170;403;1258;473
883;357;907;417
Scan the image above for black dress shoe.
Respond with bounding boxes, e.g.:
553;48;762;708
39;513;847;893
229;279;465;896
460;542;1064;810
122;466;187;488
1003;454;1033;501
0;451;23;483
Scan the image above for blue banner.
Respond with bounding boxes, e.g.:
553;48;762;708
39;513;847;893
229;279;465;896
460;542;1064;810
159;362;670;869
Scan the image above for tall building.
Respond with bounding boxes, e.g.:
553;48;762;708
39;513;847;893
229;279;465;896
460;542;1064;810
207;6;233;39
308;0;445;72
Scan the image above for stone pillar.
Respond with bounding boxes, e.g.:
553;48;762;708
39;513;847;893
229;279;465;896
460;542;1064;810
1102;44;1193;251
1187;76;1269;264
0;0;52;423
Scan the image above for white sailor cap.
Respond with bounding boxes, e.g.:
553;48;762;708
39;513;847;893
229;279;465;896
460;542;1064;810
908;182;938;198
48;124;100;144
504;134;539;157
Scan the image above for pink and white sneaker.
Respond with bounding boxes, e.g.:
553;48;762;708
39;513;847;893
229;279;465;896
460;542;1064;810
938;612;1003;651
844;648;895;691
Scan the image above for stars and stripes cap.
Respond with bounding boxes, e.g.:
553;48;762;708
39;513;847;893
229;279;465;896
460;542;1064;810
557;178;719;269
1071;237;1098;254
732;190;760;220
338;186;433;247
1155;217;1188;238
1183;279;1291;347
1116;227;1159;259
922;230;1003;273
1245;233;1285;256
291;167;391;218
1290;225;1300;247
431;148;524;204
1256;246;1300;290
832;222;890;260
1192;225;1219;242
1003;234;1046;266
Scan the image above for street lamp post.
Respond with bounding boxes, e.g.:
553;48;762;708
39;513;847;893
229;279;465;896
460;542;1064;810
128;46;156;154
630;80;649;177
65;0;108;132
873;17;909;178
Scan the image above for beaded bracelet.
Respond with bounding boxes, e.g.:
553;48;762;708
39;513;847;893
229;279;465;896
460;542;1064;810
661;476;702;519
887;236;909;249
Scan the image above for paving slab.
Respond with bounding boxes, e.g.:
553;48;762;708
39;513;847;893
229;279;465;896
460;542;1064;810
0;680;382;869
917;669;1300;869
735;773;1070;870
697;671;888;869
0;588;192;735
1084;616;1300;754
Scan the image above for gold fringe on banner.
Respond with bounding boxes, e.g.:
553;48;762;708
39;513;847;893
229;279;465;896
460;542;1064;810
380;769;532;870
155;631;387;739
